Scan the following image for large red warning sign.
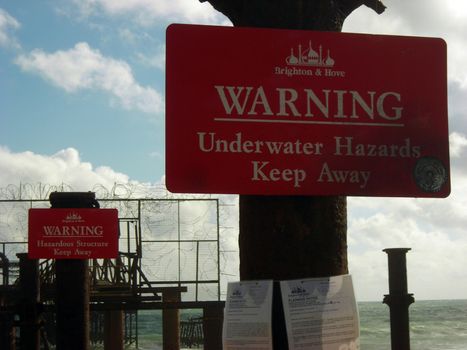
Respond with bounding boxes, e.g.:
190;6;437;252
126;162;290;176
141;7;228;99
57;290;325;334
166;24;450;197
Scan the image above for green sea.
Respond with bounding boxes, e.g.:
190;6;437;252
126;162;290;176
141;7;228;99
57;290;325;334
116;300;467;349
359;299;467;350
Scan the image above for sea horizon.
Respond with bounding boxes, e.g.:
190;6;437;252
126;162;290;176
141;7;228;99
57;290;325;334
125;299;467;350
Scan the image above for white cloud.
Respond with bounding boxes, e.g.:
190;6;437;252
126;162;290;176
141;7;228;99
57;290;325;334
0;8;20;49
0;146;132;191
136;44;165;70
2;144;467;300
448;82;467;136
118;28;139;45
449;132;467;177
14;42;163;115
450;132;467;158
0;146;239;297
348;169;467;300
347;136;467;300
349;219;467;301
345;0;467;92
73;0;226;25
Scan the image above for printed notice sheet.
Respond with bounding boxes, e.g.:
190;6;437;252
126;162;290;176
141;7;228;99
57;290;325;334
280;275;359;350
223;280;273;350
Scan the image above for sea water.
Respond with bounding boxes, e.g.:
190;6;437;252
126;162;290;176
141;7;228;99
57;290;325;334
359;299;467;350
131;300;467;350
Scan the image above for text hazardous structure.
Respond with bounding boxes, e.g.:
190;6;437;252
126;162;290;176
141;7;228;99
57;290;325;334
28;208;119;259
166;24;450;197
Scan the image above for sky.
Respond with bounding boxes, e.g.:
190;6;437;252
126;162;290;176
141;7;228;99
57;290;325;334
1;0;467;301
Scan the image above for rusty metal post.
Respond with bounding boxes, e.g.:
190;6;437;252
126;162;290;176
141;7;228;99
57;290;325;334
203;302;224;350
55;258;90;350
0;298;15;350
0;253;9;285
162;289;181;350
383;248;414;350
104;310;124;350
0;253;14;349
50;192;99;350
17;253;40;350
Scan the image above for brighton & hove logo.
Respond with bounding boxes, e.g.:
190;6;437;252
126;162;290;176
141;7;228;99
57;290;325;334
274;41;345;78
63;212;85;223
232;288;243;297
286;41;335;67
291;285;308;295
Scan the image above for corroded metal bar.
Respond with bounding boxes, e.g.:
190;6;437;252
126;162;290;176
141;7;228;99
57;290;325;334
383;248;414;350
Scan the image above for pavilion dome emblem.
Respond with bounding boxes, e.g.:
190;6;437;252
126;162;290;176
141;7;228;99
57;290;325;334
63;212;84;223
286;41;335;67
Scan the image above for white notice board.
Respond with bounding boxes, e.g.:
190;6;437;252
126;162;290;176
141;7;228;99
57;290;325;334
280;275;360;350
223;280;274;350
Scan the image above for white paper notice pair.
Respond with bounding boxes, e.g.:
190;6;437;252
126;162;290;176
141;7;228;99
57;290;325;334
223;275;359;350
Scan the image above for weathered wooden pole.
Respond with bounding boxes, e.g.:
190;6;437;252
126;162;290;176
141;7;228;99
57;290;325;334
50;192;99;350
104;310;124;350
17;253;40;350
0;301;15;350
0;253;9;285
200;0;386;276
0;253;15;350
162;288;182;350
199;0;387;346
203;302;224;350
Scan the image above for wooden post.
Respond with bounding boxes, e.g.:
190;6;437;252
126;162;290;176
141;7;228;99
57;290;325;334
0;253;9;285
55;259;90;349
0;297;15;350
162;289;181;350
203;302;224;350
240;196;348;347
17;253;40;350
104;310;124;350
50;192;99;350
198;1;387;279
0;253;15;350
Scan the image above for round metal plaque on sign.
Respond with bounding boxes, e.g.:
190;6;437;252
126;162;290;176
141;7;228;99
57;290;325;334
413;156;447;192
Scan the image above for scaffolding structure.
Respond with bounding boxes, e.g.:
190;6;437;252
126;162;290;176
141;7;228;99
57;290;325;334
0;197;224;348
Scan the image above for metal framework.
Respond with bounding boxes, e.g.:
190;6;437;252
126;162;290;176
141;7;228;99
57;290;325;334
0;197;222;348
0;197;221;302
